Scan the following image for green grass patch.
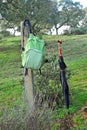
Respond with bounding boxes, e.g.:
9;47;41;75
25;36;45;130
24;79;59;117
0;36;23;117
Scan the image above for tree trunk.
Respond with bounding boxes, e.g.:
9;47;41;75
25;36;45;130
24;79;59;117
13;27;16;36
55;25;58;35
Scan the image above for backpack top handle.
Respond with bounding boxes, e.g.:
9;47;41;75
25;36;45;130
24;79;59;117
23;19;32;34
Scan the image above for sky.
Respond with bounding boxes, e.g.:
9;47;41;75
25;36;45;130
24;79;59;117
73;0;87;8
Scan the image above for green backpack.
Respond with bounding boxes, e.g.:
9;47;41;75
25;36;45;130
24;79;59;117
21;34;45;70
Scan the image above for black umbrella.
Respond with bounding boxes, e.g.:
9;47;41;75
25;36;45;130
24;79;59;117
58;40;69;109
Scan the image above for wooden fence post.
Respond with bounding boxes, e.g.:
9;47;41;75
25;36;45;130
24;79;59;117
21;21;35;114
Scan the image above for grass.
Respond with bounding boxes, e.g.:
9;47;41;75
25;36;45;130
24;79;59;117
0;36;23;117
0;34;87;129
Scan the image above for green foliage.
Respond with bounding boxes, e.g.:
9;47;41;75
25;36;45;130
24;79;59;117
0;0;58;33
34;51;63;109
63;29;70;35
0;30;10;38
70;26;87;35
72;114;87;130
64;26;87;35
59;0;85;28
0;0;85;34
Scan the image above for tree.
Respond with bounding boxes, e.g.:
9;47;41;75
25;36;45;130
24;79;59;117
59;0;85;29
47;0;61;35
0;0;85;35
0;0;23;35
82;7;87;25
45;0;85;35
0;0;57;34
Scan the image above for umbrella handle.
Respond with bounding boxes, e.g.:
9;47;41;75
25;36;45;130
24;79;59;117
58;40;62;56
58;40;62;44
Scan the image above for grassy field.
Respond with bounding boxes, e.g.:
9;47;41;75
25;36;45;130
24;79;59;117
0;34;87;129
0;37;23;116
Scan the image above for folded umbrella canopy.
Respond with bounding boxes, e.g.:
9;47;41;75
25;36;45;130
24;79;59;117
58;40;69;109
